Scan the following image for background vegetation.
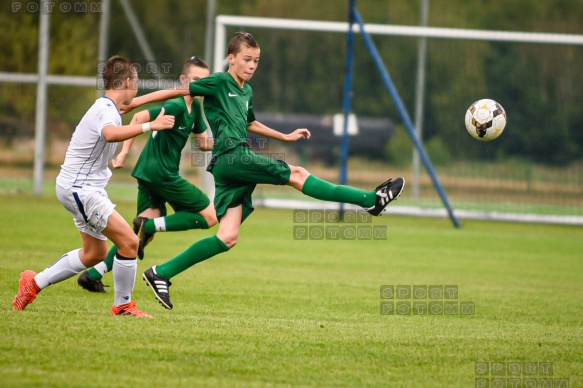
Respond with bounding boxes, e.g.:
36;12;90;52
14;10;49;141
1;0;582;165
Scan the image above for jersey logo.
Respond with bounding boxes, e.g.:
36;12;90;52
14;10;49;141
178;126;187;130
228;92;238;97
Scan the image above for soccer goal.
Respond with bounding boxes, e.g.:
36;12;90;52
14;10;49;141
210;6;583;226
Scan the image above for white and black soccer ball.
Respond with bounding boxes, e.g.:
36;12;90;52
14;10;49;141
464;99;507;141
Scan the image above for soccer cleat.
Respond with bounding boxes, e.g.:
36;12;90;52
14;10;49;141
12;270;41;311
109;301;153;318
77;271;107;293
365;177;405;216
143;266;173;310
133;216;155;260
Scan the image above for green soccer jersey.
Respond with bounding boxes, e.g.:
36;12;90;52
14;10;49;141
132;97;206;183
188;72;256;157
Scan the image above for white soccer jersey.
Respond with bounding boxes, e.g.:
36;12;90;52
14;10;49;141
56;97;122;189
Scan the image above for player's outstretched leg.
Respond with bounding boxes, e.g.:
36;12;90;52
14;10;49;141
364;177;405;216
299;173;405;216
133;212;212;260
133;216;155;260
143;266;173;310
12;270;41;310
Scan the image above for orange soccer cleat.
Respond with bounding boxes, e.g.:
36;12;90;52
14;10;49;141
110;301;153;318
12;270;41;311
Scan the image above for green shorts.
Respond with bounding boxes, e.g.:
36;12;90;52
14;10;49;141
208;146;291;221
136;178;211;216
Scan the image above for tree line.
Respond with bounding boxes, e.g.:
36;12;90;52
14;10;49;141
0;0;582;165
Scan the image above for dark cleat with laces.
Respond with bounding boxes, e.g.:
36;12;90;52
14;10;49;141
133;216;155;260
365;177;405;216
77;270;107;293
143;266;173;310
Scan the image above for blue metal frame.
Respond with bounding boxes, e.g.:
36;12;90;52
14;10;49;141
338;0;356;217
340;1;460;227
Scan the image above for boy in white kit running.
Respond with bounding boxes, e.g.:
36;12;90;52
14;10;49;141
12;55;175;317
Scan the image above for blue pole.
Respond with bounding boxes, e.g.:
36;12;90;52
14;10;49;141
353;8;461;228
339;0;356;218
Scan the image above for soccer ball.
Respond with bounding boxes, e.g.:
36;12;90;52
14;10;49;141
464;99;507;141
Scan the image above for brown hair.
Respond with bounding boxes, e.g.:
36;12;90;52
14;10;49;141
181;56;209;76
101;55;138;90
227;32;259;55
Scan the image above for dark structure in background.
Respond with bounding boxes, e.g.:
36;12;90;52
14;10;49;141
252;112;394;165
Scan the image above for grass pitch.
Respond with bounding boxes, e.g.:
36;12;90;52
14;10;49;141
1;193;581;387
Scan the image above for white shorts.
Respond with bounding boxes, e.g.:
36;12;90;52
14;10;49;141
56;184;116;240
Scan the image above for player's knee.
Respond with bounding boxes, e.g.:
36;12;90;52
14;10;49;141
288;165;311;188
83;246;108;263
223;237;237;249
217;233;237;248
290;166;310;181
118;234;139;256
128;234;139;252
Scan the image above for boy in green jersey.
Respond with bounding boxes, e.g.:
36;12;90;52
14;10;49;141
77;57;217;294
125;32;405;310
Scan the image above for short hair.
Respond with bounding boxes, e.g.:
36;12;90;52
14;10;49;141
227;32;259;55
181;56;209;76
102;55;138;90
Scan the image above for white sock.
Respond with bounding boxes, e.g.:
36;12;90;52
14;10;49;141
153;217;166;232
93;261;109;276
112;255;136;306
35;248;86;289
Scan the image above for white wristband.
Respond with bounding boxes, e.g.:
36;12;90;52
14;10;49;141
141;122;151;133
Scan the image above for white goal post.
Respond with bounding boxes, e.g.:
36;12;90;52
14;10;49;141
214;14;583;74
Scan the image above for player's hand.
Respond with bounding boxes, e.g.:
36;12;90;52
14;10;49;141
285;128;311;142
111;152;127;169
150;108;175;130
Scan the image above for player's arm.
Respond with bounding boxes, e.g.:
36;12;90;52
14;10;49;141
102;108;174;143
119;87;189;115
247;120;311;142
190;99;213;151
111;110;151;168
193;132;214;151
120;77;216;114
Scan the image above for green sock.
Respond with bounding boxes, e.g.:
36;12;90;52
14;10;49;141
144;212;209;234
156;235;229;279
301;175;376;207
86;246;117;280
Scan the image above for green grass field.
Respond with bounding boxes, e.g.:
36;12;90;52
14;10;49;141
1;193;582;387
